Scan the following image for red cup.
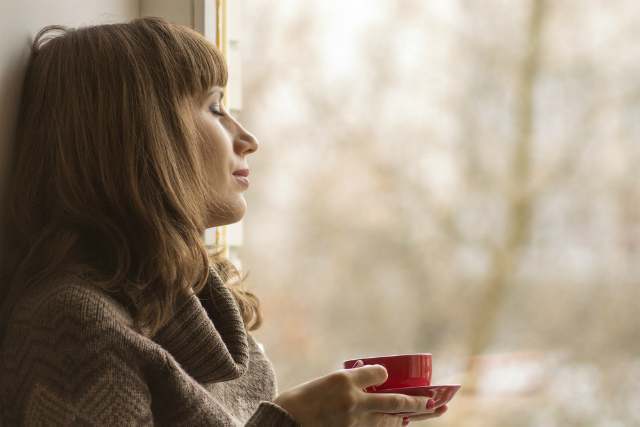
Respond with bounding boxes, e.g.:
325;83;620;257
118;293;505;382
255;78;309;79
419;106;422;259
343;353;432;392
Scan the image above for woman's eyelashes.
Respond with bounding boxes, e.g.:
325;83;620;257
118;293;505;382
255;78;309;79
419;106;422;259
209;103;224;117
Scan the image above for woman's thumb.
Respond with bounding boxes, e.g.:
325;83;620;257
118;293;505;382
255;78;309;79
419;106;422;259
370;364;389;386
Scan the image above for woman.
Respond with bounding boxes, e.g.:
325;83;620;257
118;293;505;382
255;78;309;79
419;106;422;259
0;17;447;426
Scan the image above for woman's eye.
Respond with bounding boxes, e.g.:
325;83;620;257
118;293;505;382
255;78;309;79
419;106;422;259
209;104;224;116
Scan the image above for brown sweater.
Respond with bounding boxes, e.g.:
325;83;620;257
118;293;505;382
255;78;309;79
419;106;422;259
0;268;300;426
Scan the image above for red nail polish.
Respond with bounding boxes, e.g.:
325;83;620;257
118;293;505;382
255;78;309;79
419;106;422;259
402;417;410;426
426;399;435;410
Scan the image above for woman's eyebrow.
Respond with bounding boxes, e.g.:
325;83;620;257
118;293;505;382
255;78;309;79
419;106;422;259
207;88;225;100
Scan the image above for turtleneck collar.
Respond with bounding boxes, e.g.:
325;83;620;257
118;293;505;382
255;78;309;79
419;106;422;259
151;267;250;384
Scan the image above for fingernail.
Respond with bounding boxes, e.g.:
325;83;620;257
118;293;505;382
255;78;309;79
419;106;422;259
402;417;410;426
426;399;435;410
354;359;364;368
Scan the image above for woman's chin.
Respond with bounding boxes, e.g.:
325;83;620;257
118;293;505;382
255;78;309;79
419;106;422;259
205;197;246;228
230;195;247;222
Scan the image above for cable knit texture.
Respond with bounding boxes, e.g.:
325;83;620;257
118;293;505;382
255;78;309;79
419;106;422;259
0;268;300;426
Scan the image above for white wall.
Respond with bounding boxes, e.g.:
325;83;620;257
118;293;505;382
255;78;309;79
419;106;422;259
140;0;194;29
0;0;140;190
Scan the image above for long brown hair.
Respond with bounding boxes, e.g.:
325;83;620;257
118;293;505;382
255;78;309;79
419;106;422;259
0;17;262;338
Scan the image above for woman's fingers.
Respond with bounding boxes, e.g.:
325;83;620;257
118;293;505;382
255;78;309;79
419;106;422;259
344;364;447;420
348;363;389;389
360;392;429;414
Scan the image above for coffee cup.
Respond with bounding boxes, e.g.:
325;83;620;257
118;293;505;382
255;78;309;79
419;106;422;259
343;353;432;392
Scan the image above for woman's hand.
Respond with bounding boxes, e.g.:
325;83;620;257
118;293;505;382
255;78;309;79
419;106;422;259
273;361;438;427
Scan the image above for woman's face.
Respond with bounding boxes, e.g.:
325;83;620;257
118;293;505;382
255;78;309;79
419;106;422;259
193;86;259;228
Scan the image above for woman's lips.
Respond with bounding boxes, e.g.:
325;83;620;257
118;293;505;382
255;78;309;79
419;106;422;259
232;169;250;177
233;169;250;188
233;175;250;188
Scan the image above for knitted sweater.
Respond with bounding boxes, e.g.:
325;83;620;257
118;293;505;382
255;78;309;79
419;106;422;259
0;268;300;426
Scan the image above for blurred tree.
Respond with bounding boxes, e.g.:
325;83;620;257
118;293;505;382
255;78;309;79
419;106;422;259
462;0;547;392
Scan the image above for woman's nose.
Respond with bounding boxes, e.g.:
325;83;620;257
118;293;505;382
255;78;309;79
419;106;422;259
232;117;259;155
235;131;259;156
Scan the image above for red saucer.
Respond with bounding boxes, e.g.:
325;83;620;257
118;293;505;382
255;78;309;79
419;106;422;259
371;384;461;416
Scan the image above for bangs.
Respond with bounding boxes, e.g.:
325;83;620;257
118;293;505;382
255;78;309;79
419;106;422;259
176;26;228;96
132;17;228;98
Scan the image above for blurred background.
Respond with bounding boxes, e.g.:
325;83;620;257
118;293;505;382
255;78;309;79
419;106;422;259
236;1;640;426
